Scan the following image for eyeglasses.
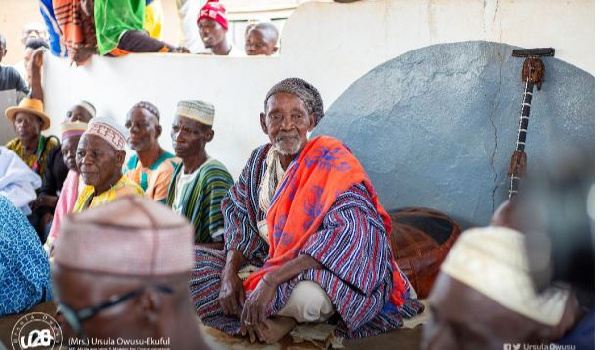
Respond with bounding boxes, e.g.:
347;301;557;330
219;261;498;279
57;285;173;337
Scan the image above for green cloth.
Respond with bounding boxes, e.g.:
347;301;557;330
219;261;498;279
94;0;145;55
166;159;234;244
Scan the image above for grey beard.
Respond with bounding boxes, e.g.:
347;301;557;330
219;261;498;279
273;139;301;155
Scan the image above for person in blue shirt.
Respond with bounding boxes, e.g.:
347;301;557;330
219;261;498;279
0;194;52;316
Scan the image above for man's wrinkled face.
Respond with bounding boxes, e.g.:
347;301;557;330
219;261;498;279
245;29;277;56
171;116;213;159
422;273;547;350
260;92;315;156
14;112;43;143
125;108;161;152
198;19;226;49
66;105;94;123
76;134;124;189
61;135;81;172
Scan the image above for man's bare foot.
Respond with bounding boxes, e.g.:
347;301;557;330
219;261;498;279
256;316;297;344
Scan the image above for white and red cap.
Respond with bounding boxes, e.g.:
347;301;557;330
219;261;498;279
197;0;228;30
84;116;128;151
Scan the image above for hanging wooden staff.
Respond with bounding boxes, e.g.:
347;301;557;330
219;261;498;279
507;48;555;199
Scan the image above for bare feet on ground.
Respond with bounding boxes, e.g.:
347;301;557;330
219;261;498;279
256;317;297;344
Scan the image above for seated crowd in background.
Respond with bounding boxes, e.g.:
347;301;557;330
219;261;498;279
30;0;281;65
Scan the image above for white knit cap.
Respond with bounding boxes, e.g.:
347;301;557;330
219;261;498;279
76;100;96;119
84;116;128;150
176;100;215;126
441;226;569;326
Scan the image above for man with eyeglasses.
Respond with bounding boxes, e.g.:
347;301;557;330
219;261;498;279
52;195;208;349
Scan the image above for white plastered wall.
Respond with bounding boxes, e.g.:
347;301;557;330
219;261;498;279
41;0;594;178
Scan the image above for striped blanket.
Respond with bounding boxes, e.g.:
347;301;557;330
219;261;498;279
53;0;97;64
190;137;423;338
166;158;233;243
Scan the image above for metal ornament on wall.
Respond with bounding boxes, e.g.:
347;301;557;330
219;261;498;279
507;48;555;199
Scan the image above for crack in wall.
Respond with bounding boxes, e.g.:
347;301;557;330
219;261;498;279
493;0;499;23
490;49;503;212
483;0;500;40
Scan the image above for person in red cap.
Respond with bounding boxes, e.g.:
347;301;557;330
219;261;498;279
197;0;243;56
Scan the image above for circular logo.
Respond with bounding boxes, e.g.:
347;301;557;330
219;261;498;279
11;312;63;350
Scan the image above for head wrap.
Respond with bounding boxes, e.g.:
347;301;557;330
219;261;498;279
54;196;194;276
61;120;88;142
264;77;325;125
129;101;160;121
176;100;215;126
441;226;570;326
197;0;228;31
76;100;96;119
84;116;128;151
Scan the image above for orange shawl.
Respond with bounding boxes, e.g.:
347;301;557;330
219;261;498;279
243;136;409;308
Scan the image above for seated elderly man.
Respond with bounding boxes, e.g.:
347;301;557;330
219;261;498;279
73;117;143;212
190;78;422;344
5;97;57;176
166;100;233;247
53;196;208;349
422;223;587;350
125;101;180;203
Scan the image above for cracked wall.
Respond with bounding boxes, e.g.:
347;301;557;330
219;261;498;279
312;41;595;227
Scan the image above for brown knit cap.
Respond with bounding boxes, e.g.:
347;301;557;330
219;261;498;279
264;77;325;125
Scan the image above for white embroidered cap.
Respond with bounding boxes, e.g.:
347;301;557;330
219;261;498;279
176;100;215;126
441;226;569;326
84;116;128;150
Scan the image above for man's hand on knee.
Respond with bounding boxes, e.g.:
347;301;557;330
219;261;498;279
218;270;245;316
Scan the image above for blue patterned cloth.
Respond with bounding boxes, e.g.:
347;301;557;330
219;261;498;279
0;195;52;316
